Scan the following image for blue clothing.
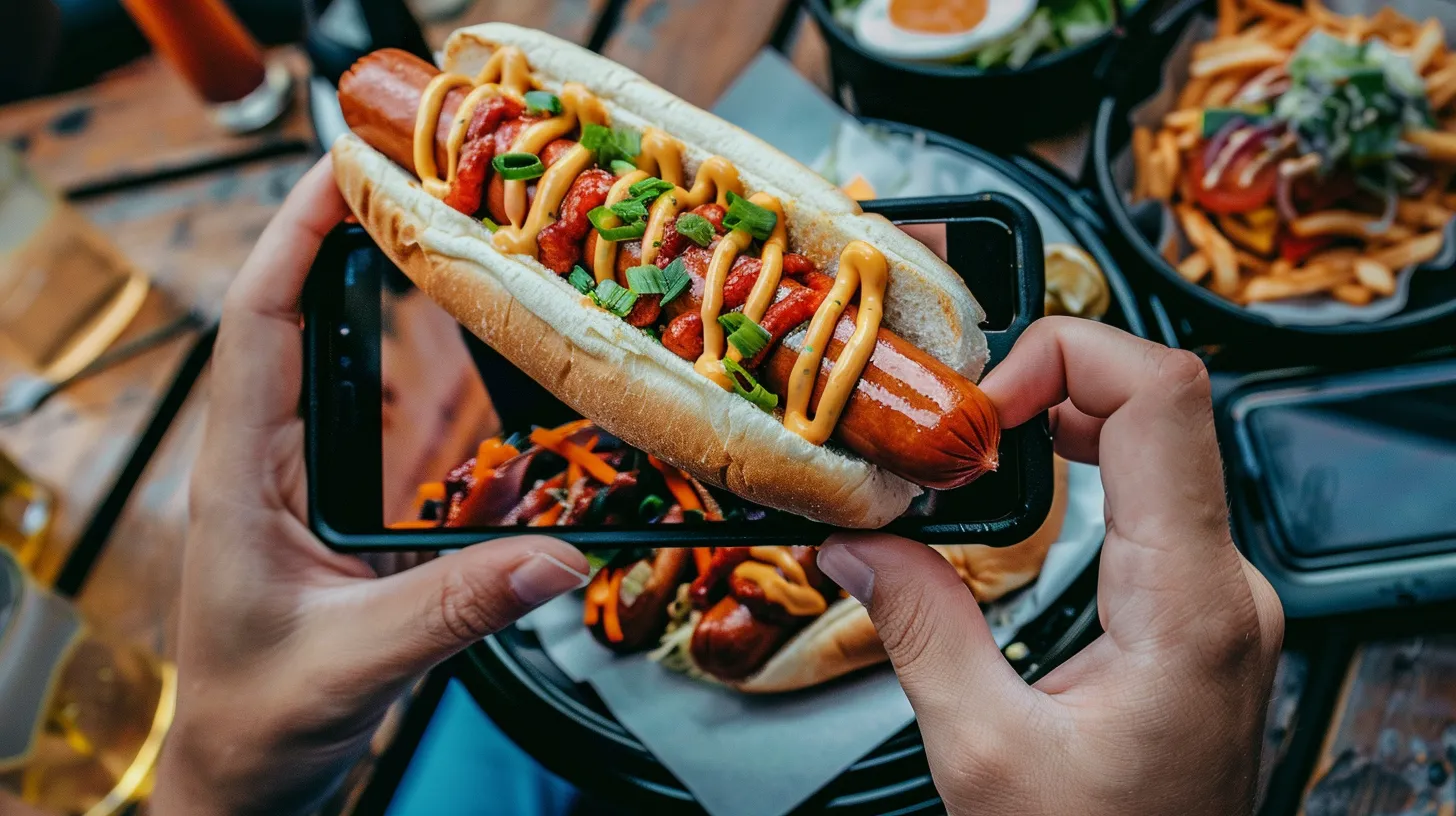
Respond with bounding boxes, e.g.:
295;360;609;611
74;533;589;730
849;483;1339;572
388;680;580;816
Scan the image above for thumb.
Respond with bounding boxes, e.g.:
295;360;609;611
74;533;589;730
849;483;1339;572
353;535;589;683
817;534;1025;727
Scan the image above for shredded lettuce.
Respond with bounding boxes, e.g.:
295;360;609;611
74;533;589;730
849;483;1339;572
1275;31;1432;191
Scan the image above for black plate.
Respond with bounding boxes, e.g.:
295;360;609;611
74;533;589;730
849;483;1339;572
805;0;1157;147
454;125;1155;814
305;194;1056;550
1091;0;1456;360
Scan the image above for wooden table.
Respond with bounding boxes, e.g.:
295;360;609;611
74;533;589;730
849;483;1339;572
0;2;1450;815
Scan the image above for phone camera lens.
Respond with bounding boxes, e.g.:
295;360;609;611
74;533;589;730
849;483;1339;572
339;355;352;369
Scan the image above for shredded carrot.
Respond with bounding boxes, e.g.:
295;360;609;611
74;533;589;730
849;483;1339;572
602;569;625;642
649;455;701;511
566;436;599;485
387;519;442;530
531;427;618;484
529;503;565;527
477;438;520;468
407;482;447;521
693;548;713;575
583;568;611;626
549;418;594;437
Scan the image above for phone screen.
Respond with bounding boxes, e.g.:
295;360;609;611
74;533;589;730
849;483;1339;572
1244;379;1456;557
374;218;1018;533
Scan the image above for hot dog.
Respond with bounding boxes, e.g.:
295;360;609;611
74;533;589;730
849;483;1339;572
332;25;1001;528
633;458;1073;693
403;421;724;652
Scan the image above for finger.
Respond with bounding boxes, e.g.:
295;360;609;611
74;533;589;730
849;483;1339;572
817;534;1026;731
980;318;1229;556
224;156;348;321
346;536;590;684
1048;401;1103;464
211;157;348;435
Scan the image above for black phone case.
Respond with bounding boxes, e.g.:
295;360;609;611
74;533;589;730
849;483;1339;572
305;193;1053;550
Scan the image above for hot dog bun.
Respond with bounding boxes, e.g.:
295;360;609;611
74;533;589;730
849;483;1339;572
331;23;990;528
731;456;1071;693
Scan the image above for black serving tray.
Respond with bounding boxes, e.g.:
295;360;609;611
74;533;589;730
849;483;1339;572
1218;354;1456;618
305;193;1056;550
447;129;1160;815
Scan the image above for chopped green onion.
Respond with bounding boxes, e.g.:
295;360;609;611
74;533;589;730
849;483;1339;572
625;257;690;304
587;206;648;242
610;159;638;176
675;212;714;247
722;191;776;240
524;90;562;116
492;152;545;181
1200;108;1263;139
568;265;595;295
682;508;707;523
628;177;675;199
580;123;641;168
722;358;778;411
719;312;770;359
638;494;666;520
609;196;650;224
585;552;611;573
480;216;500;233
642;326;661;343
592;279;638;317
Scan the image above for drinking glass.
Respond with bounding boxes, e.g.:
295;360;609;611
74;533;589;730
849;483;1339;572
119;0;293;133
0;547;176;815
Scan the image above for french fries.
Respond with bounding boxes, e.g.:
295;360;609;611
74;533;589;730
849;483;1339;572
1405;129;1456;163
1289;211;1414;241
1190;43;1289;78
1129;0;1456;310
1178;252;1212;283
1354;258;1397;296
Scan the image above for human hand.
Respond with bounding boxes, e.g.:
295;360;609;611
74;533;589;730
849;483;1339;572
150;158;591;816
817;318;1283;815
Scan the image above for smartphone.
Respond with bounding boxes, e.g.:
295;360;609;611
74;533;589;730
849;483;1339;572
305;195;1052;550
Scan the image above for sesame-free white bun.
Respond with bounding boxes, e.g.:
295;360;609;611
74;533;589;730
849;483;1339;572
331;24;989;528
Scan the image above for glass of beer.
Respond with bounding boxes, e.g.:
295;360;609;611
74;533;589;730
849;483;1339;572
118;0;293;133
0;143;151;384
0;448;53;575
0;547;176;815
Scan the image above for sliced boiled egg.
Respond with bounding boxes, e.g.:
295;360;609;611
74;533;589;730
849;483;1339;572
854;0;1038;62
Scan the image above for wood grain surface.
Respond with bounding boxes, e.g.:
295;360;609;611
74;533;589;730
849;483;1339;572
1301;635;1456;816
0;49;312;196
77;153;316;317
74;369;210;658
1;152;310;588
602;0;794;107
0;286;197;586
424;0;596;47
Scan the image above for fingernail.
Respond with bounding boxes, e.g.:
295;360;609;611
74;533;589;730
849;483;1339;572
510;552;590;607
817;543;875;604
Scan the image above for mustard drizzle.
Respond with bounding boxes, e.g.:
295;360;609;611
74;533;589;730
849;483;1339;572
409;48;888;449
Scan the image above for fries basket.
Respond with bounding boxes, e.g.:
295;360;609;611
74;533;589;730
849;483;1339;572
1091;0;1456;359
